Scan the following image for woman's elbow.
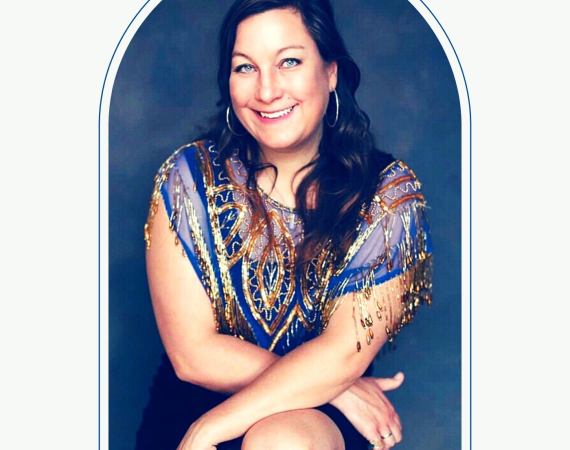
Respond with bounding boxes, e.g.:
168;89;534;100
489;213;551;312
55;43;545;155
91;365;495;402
169;353;207;385
331;344;377;388
170;352;235;392
337;333;388;384
342;356;371;384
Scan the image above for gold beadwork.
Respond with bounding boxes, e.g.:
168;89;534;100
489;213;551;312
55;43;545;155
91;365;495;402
144;144;432;353
318;159;433;348
144;223;151;249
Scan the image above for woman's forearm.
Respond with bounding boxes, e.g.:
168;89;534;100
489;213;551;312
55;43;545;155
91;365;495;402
193;323;383;445
173;333;279;393
175;329;365;411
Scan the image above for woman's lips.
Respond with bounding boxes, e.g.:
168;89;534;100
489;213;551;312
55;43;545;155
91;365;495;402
256;105;296;120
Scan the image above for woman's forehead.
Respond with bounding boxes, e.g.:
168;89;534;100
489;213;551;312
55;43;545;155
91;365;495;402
233;8;316;56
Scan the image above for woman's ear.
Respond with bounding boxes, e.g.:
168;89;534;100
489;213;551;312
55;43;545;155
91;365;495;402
328;61;338;92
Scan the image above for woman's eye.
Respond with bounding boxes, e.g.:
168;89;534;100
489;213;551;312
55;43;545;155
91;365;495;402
282;58;301;68
235;64;254;73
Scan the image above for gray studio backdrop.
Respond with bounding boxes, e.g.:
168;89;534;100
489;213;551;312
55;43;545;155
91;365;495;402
109;0;462;449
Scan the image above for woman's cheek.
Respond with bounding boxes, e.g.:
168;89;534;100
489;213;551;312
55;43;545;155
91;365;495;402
229;78;239;103
230;77;252;106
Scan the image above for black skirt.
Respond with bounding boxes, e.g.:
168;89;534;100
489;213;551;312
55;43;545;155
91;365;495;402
135;353;370;450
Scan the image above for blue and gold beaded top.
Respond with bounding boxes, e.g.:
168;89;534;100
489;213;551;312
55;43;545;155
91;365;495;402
145;140;432;355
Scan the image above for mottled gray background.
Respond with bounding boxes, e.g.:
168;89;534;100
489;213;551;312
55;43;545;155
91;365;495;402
108;0;461;449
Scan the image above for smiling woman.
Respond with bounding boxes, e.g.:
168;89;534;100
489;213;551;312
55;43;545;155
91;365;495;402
229;9;337;163
136;1;433;450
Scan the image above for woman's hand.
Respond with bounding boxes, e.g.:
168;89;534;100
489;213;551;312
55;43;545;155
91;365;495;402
176;416;218;450
330;373;405;449
175;373;404;450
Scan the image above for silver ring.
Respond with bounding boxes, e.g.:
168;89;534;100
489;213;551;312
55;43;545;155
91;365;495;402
381;432;393;440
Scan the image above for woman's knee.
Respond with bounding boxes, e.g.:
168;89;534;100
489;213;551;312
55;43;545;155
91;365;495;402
241;409;344;450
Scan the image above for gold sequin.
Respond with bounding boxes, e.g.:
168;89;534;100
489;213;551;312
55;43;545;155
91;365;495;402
318;159;433;347
144;144;432;352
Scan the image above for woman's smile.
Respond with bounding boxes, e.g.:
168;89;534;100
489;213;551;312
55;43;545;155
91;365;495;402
257;105;296;120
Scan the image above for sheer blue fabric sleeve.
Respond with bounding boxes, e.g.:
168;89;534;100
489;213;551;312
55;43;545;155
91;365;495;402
322;160;433;348
144;142;224;329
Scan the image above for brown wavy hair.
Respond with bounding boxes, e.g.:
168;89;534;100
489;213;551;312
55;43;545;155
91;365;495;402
197;0;394;271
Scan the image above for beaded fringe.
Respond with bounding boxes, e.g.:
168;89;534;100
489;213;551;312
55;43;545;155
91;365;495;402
321;202;433;352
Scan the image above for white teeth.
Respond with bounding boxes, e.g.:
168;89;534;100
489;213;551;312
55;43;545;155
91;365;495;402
259;106;294;119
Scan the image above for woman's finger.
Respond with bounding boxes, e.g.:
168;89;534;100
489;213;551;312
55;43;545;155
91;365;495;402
393;411;402;430
374;372;405;392
368;438;384;449
390;423;403;443
379;429;397;448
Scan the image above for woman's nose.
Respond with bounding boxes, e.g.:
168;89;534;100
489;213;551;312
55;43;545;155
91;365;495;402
255;70;283;103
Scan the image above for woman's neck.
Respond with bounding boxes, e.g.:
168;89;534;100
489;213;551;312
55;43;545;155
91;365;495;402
256;144;319;209
259;144;319;179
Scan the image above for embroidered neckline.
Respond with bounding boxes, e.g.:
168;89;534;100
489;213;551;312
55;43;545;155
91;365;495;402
256;186;299;214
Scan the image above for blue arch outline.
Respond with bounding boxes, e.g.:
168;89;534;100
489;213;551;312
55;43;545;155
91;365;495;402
98;2;152;449
416;1;472;447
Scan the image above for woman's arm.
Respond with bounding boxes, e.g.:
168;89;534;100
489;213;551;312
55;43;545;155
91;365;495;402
147;197;279;393
148;196;403;446
177;274;403;449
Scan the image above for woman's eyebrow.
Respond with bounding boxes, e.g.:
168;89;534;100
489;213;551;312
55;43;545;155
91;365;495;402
232;45;306;59
231;51;252;60
276;45;305;55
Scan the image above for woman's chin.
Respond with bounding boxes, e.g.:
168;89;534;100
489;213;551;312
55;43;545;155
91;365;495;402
255;137;309;155
249;127;323;156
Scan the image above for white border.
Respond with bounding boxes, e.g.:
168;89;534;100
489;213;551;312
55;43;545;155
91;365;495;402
408;2;471;449
99;1;163;449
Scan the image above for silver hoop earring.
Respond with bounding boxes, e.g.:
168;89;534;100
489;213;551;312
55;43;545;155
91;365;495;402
226;106;247;136
325;88;339;128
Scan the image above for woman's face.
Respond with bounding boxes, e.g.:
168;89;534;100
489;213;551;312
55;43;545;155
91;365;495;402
229;8;337;158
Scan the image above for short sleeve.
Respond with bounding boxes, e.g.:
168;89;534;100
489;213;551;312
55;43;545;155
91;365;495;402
322;160;433;348
144;142;225;328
